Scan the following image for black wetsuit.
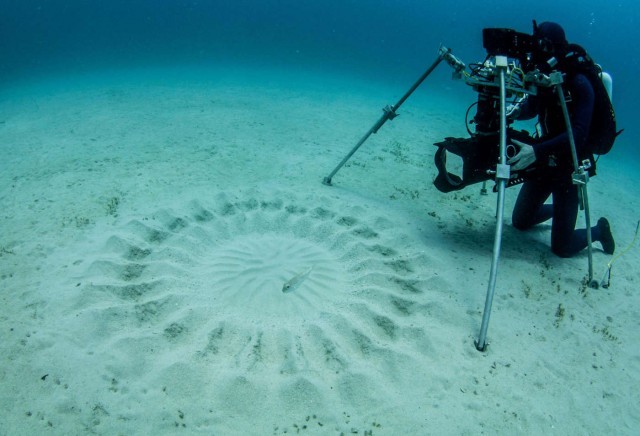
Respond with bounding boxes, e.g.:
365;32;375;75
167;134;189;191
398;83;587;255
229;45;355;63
512;72;606;257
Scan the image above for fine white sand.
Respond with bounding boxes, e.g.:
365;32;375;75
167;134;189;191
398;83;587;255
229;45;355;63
1;64;639;435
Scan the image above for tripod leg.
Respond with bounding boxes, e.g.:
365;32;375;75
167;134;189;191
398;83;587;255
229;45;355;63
322;53;447;186
323;108;393;185
475;57;510;352
555;82;596;287
580;182;597;287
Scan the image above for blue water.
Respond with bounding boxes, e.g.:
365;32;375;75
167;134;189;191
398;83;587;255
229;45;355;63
1;0;639;158
1;3;639;434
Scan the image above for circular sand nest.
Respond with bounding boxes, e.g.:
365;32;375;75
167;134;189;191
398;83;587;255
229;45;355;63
63;189;444;430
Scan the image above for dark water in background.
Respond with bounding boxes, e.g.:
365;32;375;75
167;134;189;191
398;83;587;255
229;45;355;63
1;0;639;159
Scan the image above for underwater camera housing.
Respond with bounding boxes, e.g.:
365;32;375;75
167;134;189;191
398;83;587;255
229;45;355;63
482;28;541;67
433;28;549;193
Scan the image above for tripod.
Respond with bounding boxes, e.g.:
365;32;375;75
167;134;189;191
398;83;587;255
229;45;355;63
321;47;598;351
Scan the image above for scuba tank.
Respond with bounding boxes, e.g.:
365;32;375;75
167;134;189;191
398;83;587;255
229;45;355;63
599;69;613;101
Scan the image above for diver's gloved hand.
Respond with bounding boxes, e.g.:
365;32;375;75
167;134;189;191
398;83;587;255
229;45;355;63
508;139;537;171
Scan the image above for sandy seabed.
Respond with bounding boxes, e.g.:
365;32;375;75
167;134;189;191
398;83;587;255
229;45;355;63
1;65;639;435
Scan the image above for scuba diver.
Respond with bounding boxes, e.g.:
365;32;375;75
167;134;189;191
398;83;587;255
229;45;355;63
507;21;616;258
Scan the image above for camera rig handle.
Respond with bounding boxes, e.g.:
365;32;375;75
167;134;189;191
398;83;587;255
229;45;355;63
322;46;465;186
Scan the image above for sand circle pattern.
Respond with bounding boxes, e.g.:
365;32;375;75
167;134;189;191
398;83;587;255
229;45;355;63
206;233;343;321
71;190;437;418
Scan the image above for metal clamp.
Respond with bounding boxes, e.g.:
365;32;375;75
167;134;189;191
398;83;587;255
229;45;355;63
572;160;592;186
495;163;511;180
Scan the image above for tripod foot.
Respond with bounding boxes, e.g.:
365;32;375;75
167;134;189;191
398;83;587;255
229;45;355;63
474;339;488;352
322;177;333;186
